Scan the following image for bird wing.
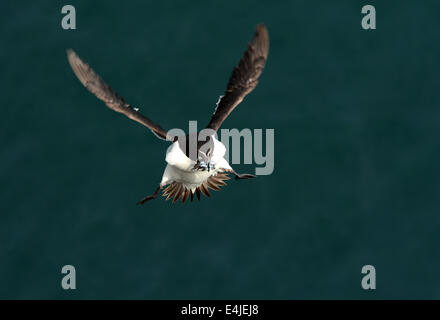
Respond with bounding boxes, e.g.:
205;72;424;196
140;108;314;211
206;24;269;132
67;49;173;141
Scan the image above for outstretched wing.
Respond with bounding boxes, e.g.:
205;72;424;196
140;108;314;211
67;49;173;141
206;24;269;132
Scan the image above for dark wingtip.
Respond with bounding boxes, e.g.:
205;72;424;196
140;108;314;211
66;48;76;61
256;23;267;32
254;24;269;56
255;24;268;38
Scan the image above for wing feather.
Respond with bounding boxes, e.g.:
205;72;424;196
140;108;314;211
67;49;173;141
206;24;269;131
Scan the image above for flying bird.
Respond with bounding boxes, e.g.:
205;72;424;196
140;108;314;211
67;24;269;204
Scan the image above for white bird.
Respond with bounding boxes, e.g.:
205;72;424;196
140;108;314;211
67;24;269;204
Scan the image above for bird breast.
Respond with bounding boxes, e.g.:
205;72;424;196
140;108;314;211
165;135;227;171
160;136;231;191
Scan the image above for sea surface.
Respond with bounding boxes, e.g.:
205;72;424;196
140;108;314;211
0;0;439;299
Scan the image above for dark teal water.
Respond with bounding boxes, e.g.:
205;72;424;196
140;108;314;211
1;0;439;299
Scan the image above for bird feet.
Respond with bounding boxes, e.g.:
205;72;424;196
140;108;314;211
231;170;257;180
136;186;161;205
